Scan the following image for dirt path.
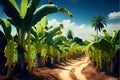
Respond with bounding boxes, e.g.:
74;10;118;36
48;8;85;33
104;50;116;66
59;56;90;80
32;55;118;80
0;55;118;80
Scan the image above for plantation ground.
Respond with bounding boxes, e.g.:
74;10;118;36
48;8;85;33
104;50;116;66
32;55;119;80
0;55;119;80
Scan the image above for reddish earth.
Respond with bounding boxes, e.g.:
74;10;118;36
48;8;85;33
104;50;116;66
0;55;119;80
32;55;119;80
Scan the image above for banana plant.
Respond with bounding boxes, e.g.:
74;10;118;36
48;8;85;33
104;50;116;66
0;18;15;78
0;0;72;72
31;16;47;67
43;24;65;66
86;29;120;70
47;35;67;64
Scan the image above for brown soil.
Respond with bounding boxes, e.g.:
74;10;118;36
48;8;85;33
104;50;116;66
32;55;119;80
0;55;119;80
82;62;119;80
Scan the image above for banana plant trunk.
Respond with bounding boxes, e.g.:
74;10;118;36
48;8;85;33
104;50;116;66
53;57;59;64
46;46;52;67
46;57;52;67
37;53;42;67
16;29;26;72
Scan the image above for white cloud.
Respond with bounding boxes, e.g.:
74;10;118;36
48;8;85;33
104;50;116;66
48;19;60;27
0;18;119;41
48;19;120;40
108;11;120;20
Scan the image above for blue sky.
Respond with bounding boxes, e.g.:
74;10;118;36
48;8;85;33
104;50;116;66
0;0;120;40
0;0;119;24
44;0;119;25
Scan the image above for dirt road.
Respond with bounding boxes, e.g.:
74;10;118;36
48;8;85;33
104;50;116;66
58;56;90;80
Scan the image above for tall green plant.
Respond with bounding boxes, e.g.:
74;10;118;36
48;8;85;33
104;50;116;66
91;15;106;36
1;0;72;72
86;29;120;70
0;19;14;78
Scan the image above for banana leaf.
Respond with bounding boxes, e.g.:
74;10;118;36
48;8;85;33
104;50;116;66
111;30;120;46
1;0;22;27
0;19;12;40
40;16;48;28
30;4;58;27
58;8;72;18
21;0;28;19
92;39;113;53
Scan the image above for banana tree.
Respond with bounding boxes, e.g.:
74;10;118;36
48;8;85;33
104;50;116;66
1;0;72;72
31;16;47;67
52;35;67;63
43;24;65;66
86;29;120;70
0;18;15;78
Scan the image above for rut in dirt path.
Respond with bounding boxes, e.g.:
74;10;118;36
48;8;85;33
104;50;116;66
59;56;90;80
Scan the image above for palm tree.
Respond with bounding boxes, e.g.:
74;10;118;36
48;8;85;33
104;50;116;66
91;15;107;36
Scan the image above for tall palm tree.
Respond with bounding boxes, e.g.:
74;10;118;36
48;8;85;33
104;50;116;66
91;15;107;36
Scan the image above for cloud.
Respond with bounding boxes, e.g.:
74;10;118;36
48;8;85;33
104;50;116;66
108;11;120;20
48;19;120;40
48;19;60;27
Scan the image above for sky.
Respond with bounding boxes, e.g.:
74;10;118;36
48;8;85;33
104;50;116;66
0;0;120;40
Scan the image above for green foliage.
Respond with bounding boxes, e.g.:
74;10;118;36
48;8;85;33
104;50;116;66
72;37;83;44
0;0;85;77
91;15;106;35
30;4;58;27
0;19;12;40
87;29;120;69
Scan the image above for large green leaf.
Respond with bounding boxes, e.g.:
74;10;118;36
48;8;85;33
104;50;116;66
30;4;58;26
23;0;40;31
45;26;61;45
21;0;28;19
112;30;120;46
53;35;67;45
35;22;44;37
40;16;48;28
1;0;21;22
0;19;12;40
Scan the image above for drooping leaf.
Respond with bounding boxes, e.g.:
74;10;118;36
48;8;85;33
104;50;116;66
23;0;40;28
1;0;21;22
0;19;12;40
112;30;120;46
31;26;38;39
30;4;58;26
53;35;67;45
58;8;72;18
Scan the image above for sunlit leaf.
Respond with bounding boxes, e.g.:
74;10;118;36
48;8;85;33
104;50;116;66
21;0;28;18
